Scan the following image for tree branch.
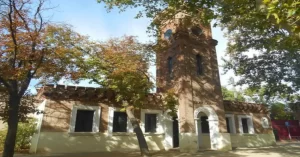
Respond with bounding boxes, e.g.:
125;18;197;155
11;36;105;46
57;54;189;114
8;0;18;68
0;76;11;90
12;0;34;40
18;71;32;96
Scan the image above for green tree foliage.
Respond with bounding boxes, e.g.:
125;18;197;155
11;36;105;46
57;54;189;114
0;1;87;156
0;120;36;152
270;102;294;120
80;36;177;157
97;0;300;99
243;87;296;120
221;86;245;102
82;36;155;108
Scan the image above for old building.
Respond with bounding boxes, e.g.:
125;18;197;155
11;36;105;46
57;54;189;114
29;14;276;154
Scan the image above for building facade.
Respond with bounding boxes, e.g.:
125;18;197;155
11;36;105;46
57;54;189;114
29;16;276;153
0;120;5;130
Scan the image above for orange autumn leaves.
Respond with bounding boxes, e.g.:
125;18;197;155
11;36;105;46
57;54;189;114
83;36;154;105
0;8;87;83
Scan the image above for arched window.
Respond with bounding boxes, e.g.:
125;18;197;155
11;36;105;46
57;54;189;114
164;29;172;40
167;57;173;80
196;55;203;75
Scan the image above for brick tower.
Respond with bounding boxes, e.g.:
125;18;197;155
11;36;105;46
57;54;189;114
156;13;231;152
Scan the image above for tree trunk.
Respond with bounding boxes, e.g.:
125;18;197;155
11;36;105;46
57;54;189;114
126;106;151;157
2;94;21;157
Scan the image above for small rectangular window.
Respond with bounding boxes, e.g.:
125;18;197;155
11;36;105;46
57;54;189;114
113;112;127;132
145;114;157;133
242;118;249;133
226;117;231;133
167;57;173;80
201;116;210;133
75;110;94;132
196;55;203;75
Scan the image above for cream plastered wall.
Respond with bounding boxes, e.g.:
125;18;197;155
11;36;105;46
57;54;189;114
179;133;231;153
34;132;165;153
0;120;6;130
230;133;276;148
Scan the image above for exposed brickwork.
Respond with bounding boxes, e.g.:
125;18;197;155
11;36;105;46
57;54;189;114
156;16;227;133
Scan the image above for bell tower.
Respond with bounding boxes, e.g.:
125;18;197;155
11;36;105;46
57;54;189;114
156;13;231;151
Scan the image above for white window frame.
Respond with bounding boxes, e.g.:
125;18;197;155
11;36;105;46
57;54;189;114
69;105;101;133
141;109;163;133
225;114;236;134
237;115;255;134
108;107;133;135
261;117;270;128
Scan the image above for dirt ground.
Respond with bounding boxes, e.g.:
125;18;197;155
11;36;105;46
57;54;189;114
6;142;300;157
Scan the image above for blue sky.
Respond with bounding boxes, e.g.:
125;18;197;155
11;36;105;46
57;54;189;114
28;0;235;93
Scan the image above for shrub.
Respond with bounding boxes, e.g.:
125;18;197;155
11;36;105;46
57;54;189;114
0;119;36;152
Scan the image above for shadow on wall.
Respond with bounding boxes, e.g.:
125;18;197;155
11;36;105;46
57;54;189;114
157;30;226;134
36;100;165;153
230;134;276;148
36;132;165;153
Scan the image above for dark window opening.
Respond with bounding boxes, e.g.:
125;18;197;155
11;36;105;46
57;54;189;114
167;57;173;80
75;110;94;132
191;27;203;36
226;117;231;133
145;114;157;133
113;112;127;132
172;116;179;148
242;118;249;133
196;55;203;75
164;29;172;40
201;116;210;133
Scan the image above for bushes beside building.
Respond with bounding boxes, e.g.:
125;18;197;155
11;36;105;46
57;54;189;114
0;120;36;152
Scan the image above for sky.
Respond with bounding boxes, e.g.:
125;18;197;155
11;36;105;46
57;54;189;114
28;0;236;93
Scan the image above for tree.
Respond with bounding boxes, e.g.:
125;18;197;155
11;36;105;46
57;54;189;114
80;36;176;157
270;102;294;120
97;0;300;99
243;87;296;120
289;102;300;120
220;0;300;100
221;86;245;102
0;90;37;123
0;1;86;156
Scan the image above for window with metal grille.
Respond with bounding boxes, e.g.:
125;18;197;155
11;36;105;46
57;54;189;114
242;118;249;133
196;55;203;75
145;114;157;133
113;112;127;132
201;116;210;133
74;110;94;132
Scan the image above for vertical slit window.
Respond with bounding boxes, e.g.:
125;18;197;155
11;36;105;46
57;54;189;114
196;55;203;75
167;57;173;80
242;118;249;133
226;117;231;133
